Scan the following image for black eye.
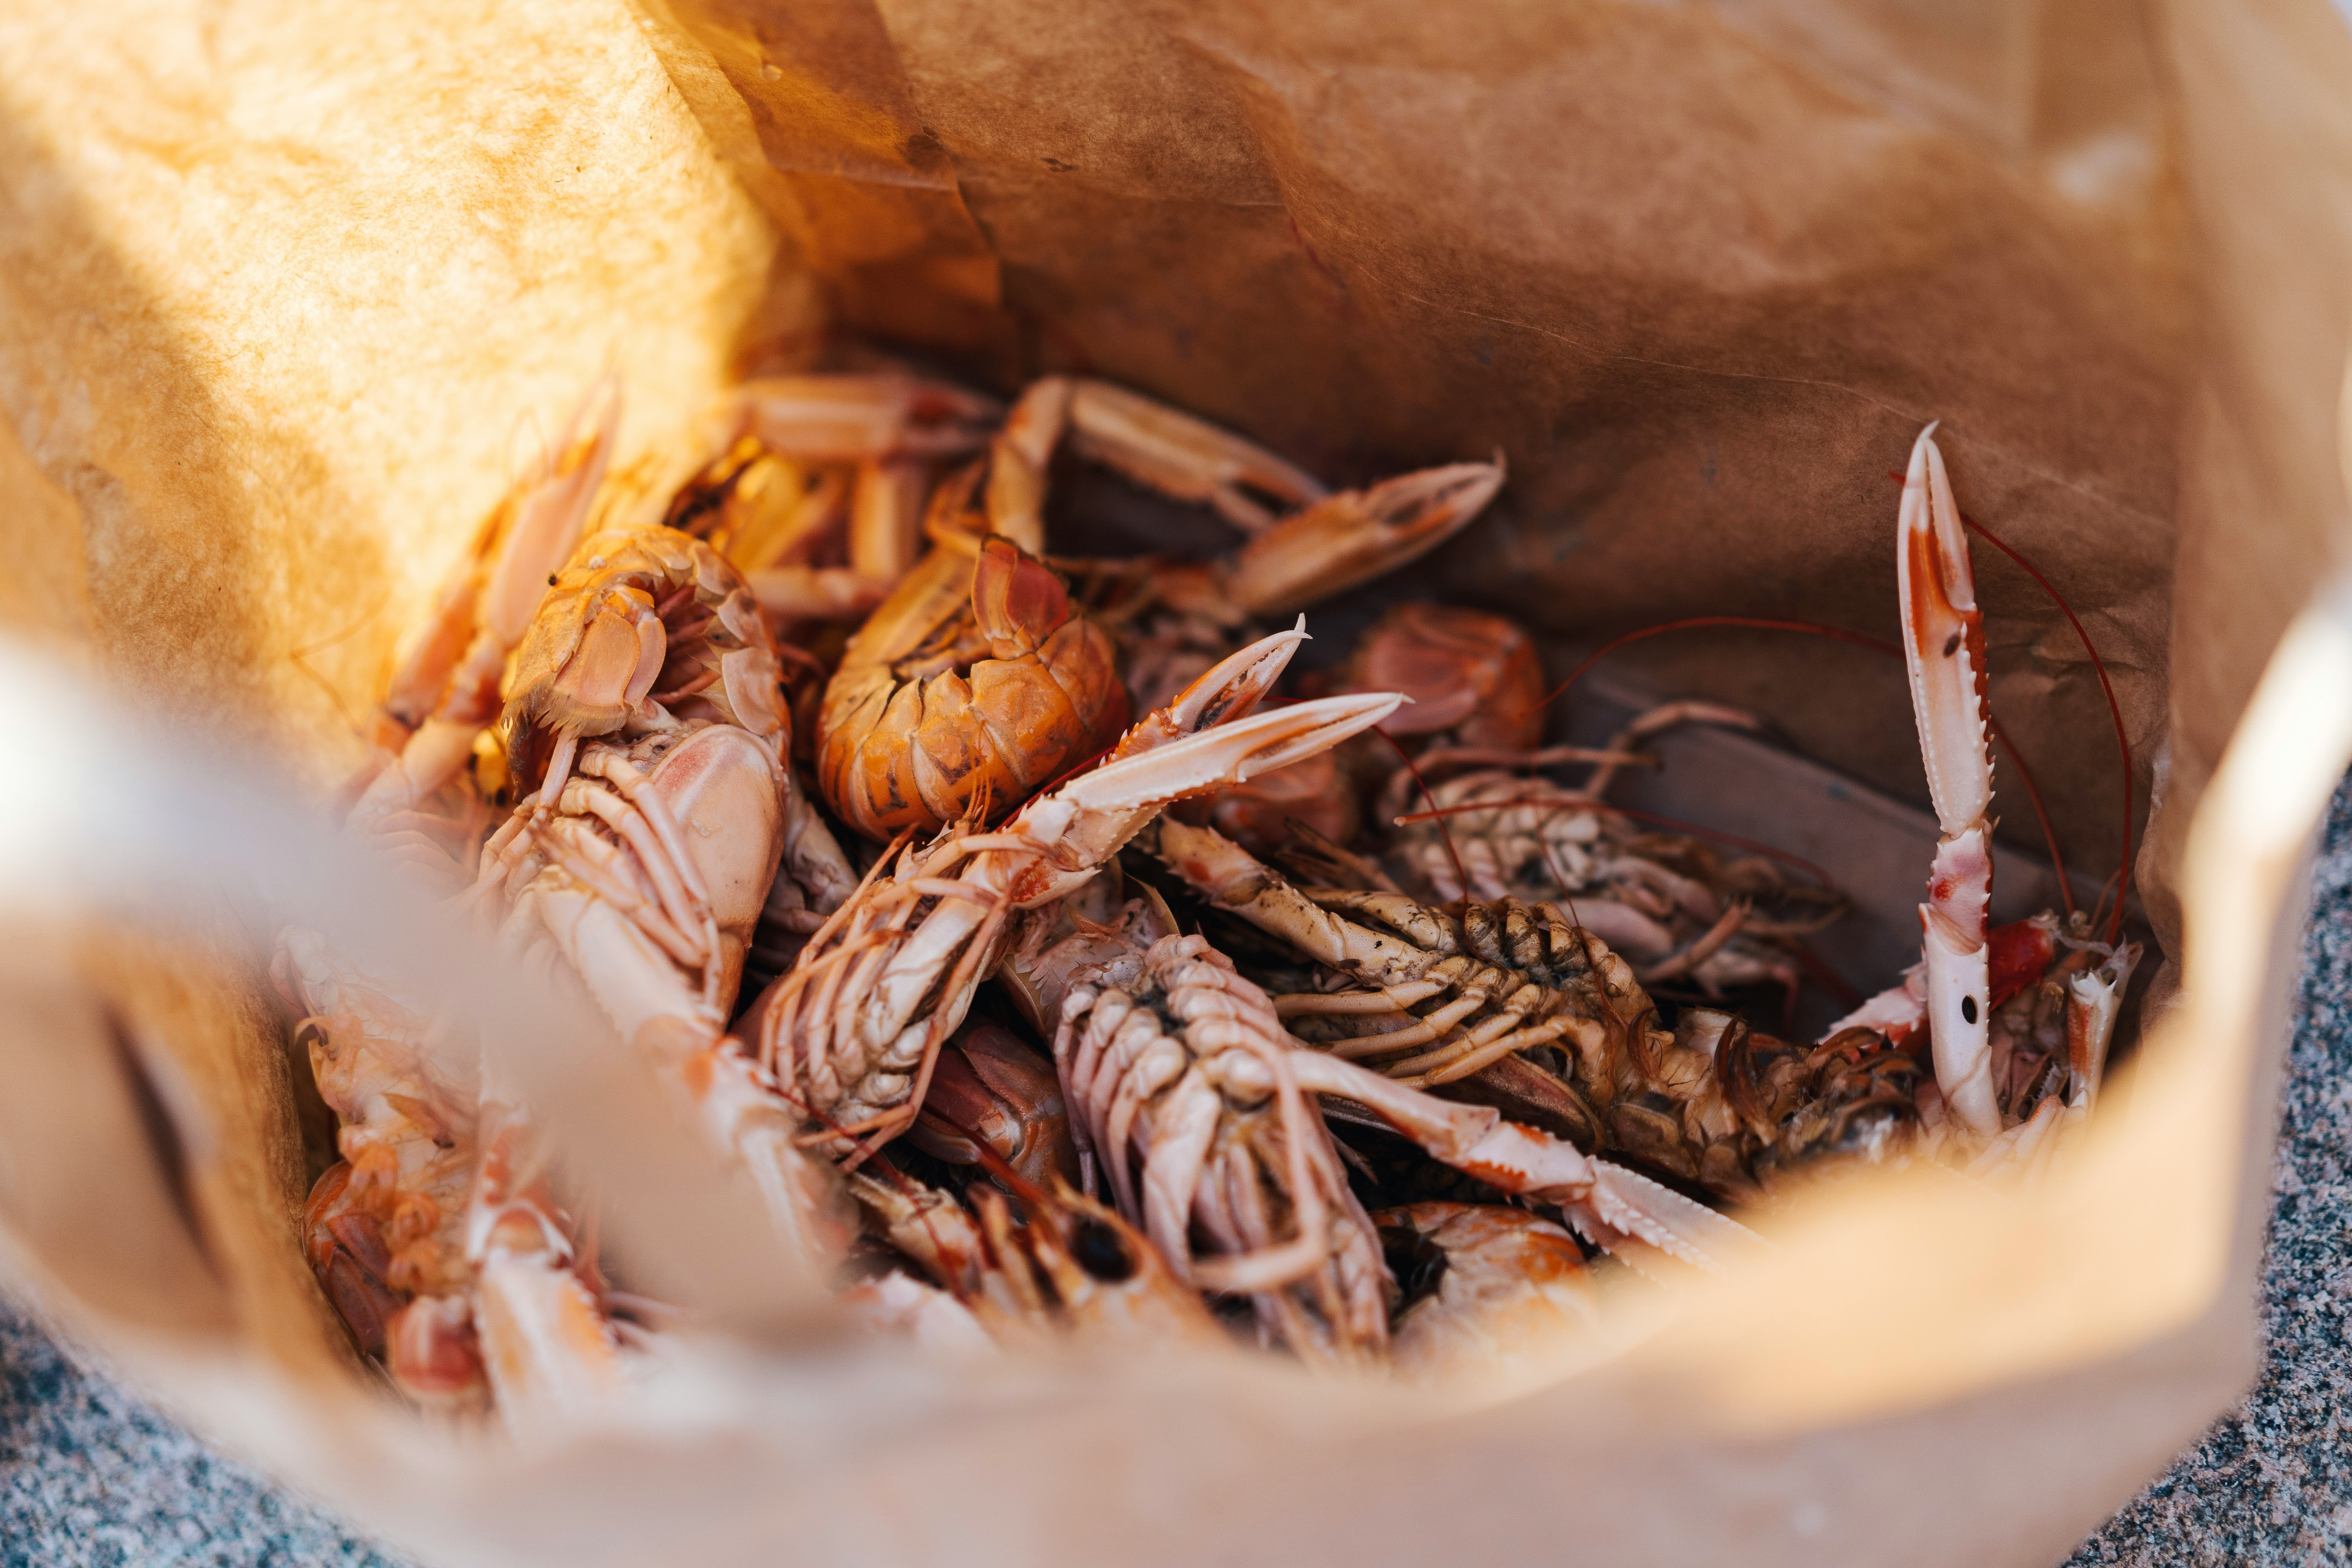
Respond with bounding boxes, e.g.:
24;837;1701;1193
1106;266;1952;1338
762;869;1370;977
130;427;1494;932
547;573;559;586
1942;631;1962;658
1961;996;1979;1024
1381;1223;1451;1306
1070;1218;1135;1282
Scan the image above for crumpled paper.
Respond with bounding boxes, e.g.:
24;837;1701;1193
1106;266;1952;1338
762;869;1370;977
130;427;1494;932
654;0;2184;924
0;0;786;778
2;0;2351;1563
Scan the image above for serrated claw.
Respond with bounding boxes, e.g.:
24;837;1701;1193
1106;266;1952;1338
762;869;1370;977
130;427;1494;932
1898;424;2000;1138
1581;1160;1766;1274
1063;378;1329;534
1062;691;1403;818
1223;459;1508;617
1897;424;1990;837
1111;619;1309;760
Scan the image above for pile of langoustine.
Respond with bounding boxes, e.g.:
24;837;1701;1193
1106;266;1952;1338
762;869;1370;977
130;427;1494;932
277;367;2140;1416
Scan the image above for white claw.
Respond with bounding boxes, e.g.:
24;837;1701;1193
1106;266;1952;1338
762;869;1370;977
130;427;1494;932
1223;458;1507;617
1063;691;1402;820
1153;621;1307;741
1897;423;1991;838
1898;424;1999;1139
1582;1161;1768;1273
2066;940;2140;1114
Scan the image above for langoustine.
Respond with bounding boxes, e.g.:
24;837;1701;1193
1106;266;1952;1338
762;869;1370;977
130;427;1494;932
994;885;1759;1364
284;384;627;1413
1375;781;1844;1003
1150;823;1796;1195
473;523;853;1269
815;519;1132;844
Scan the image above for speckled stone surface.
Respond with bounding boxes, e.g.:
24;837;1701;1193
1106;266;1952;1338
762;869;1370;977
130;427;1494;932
9;784;2352;1567
0;1299;407;1568
2066;775;2352;1566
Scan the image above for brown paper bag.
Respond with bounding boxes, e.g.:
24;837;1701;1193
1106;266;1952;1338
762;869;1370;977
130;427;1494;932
4;0;2351;1561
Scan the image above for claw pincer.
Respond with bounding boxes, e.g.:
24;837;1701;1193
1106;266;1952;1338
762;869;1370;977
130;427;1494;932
1896;425;2000;1137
